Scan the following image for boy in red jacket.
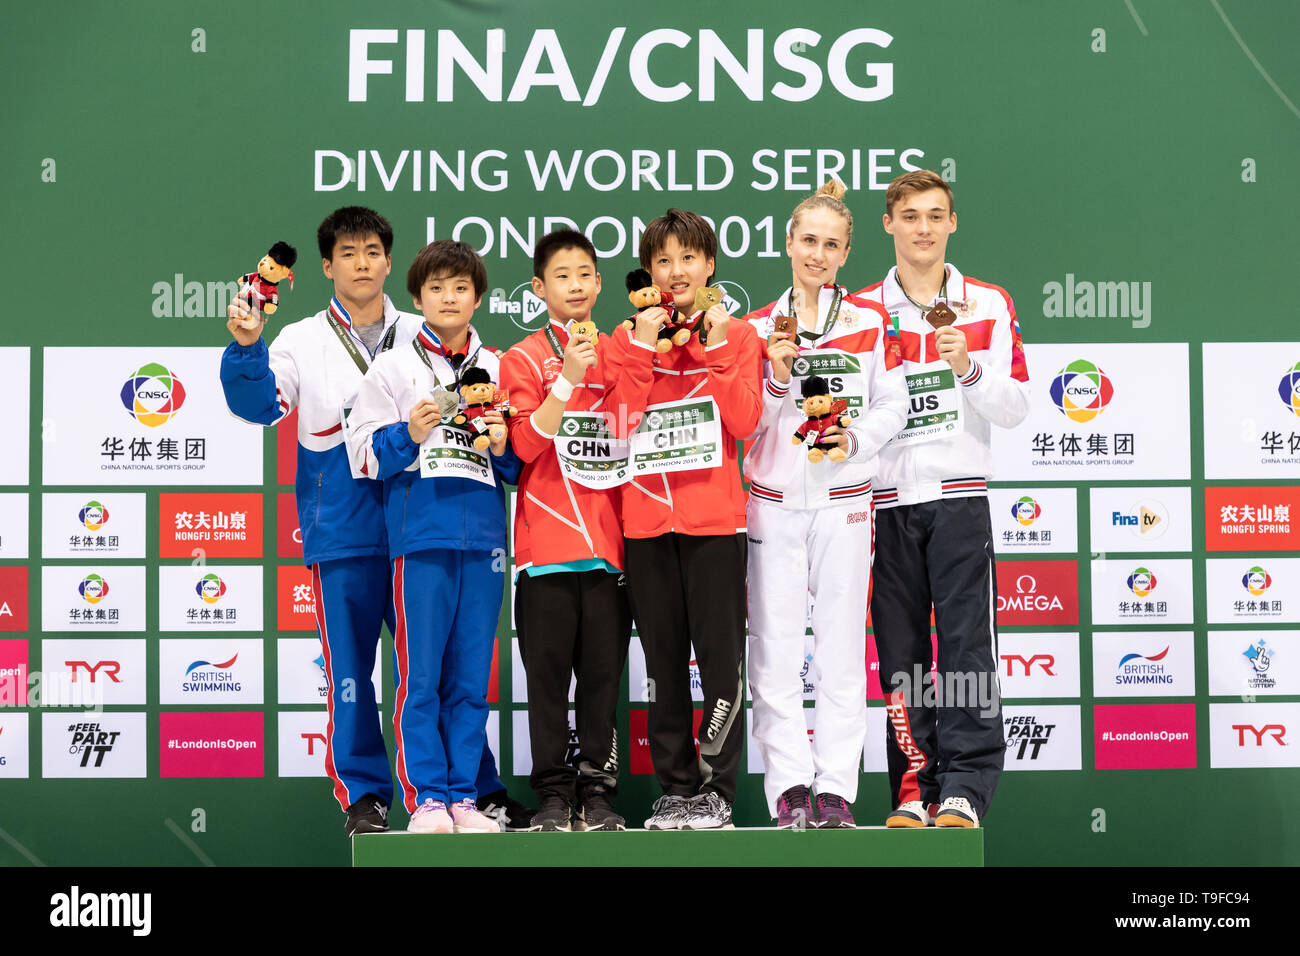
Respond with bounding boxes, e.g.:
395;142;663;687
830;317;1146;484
602;209;763;829
498;230;632;831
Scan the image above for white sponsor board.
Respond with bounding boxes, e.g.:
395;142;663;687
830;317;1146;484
42;711;146;778
1208;702;1300;768
0;349;29;485
1205;558;1299;625
1088;486;1192;554
991;343;1190;480
1089;559;1193;625
1002;705;1082;771
998;632;1080;698
0;713;30;778
864;705;888;773
1202;342;1300;479
42;347;262;485
1091;632;1196;698
160;638;265;704
41;639;148;706
41;565;146;632
746;705;817;775
158;565;263;632
279;710;330;779
1208;631;1299;698
276;637;383;705
0;495;28;560
627;636;703;703
42;493;147;558
989;487;1078;554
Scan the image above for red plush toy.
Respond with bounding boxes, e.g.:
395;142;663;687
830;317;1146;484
452;367;514;451
792;375;851;463
236;241;297;327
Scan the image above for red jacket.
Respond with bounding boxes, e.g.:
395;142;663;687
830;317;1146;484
602;315;763;538
499;321;625;573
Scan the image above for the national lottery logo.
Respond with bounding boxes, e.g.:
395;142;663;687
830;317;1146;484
488;283;548;333
1241;566;1272;597
1278;362;1300;419
1126;567;1157;598
1048;359;1112;422
1243;639;1273;677
78;573;109;604
1011;496;1041;526
119;362;186;427
195;573;227;604
78;500;109;531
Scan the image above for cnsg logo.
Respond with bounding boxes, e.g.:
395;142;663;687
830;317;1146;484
195;573;227;604
1011;496;1041;526
1278;361;1300;418
1048;359;1112;422
1126;567;1157;598
119;362;186;427
1242;566;1272;597
78;574;109;605
998;574;1063;612
488;284;548;333
78;500;110;531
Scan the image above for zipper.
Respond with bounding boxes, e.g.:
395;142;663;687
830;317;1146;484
315;472;323;526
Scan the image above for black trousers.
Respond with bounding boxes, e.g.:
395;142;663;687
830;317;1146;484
624;532;747;803
515;568;632;802
870;497;1004;818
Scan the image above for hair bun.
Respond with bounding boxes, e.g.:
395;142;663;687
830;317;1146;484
815;179;847;202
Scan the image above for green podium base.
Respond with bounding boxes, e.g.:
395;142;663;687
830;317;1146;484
353;826;983;867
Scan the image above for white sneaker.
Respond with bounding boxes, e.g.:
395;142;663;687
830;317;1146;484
680;792;734;830
407;798;453;834
885;800;933;828
935;796;979;828
643;794;691;830
451;798;501;833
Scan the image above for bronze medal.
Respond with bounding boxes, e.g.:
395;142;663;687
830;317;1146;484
925;301;957;328
772;314;796;340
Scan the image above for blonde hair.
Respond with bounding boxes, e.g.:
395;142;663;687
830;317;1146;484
789;179;853;246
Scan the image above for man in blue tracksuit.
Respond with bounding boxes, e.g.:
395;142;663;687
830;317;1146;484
220;208;527;835
348;239;522;834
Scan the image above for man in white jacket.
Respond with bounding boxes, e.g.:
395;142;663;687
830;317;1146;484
856;170;1031;829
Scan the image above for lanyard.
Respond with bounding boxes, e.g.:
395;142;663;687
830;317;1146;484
543;322;565;359
412;336;480;391
787;285;844;346
892;270;949;333
326;308;398;374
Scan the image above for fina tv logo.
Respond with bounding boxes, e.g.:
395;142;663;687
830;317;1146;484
1279;362;1300;418
195;573;227;604
78;501;110;531
78;573;109;604
489;283;548;332
1126;567;1157;598
714;280;750;317
1011;496;1041;526
1048;359;1112;422
1112;500;1167;539
119;363;186;427
1241;566;1272;597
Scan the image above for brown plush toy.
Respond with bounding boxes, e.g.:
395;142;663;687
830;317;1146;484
623;269;691;352
452;367;513;451
792;375;851;463
236;241;297;328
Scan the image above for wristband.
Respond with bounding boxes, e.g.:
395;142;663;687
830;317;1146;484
550;376;575;403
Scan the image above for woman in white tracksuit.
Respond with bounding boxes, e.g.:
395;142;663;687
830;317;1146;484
742;181;908;828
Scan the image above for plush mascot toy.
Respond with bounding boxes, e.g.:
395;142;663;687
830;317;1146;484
623;269;690;352
792;375;851;463
236;241;297;328
453;367;513;450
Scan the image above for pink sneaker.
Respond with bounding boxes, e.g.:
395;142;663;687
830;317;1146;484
451;798;501;833
407;798;453;834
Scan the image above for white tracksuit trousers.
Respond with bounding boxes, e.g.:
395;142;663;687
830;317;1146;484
746;495;873;814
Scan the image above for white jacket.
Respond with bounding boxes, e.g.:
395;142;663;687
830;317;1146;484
742;285;908;509
856;264;1030;508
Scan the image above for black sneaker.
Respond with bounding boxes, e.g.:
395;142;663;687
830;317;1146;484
528;794;573;832
477;789;536;832
577;791;626;832
345;794;389;837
